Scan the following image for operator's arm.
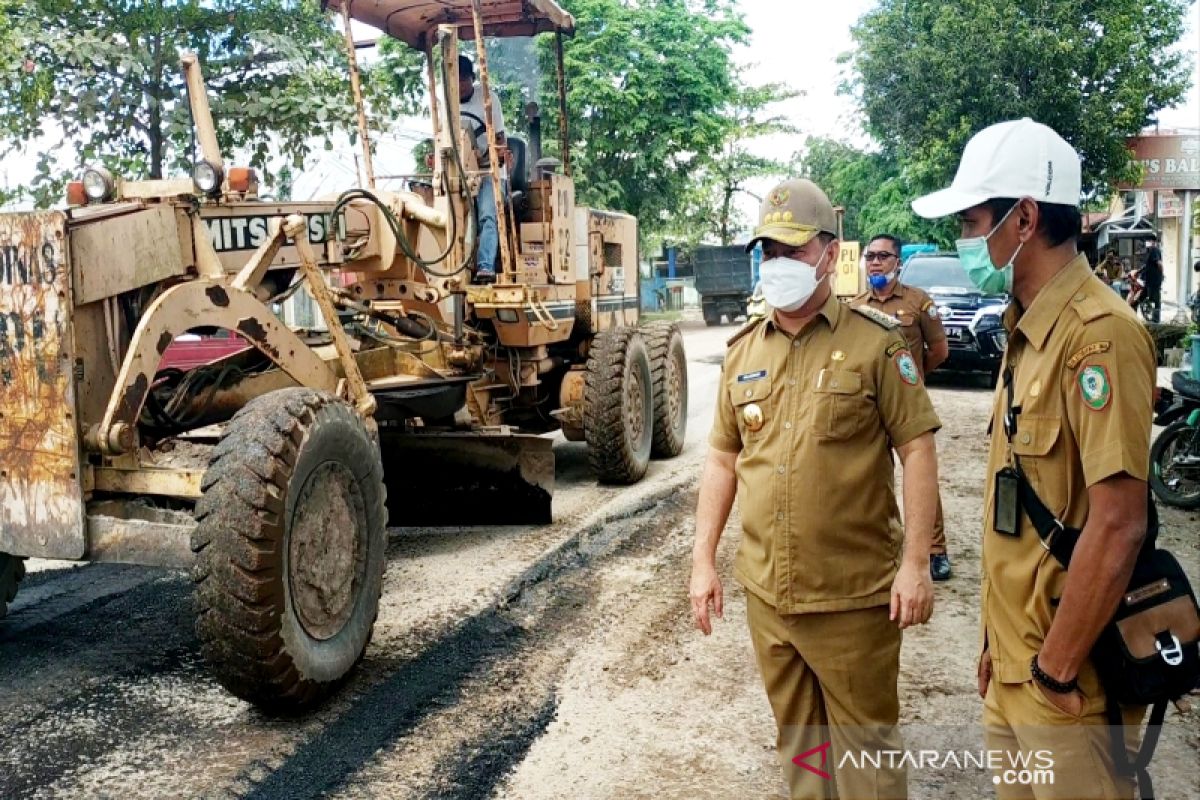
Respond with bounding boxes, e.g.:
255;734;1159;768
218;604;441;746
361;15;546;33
893;432;937;628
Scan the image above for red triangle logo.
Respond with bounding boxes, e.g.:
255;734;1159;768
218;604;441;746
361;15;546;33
791;741;833;780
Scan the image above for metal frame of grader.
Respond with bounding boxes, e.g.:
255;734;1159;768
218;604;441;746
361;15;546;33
0;0;688;708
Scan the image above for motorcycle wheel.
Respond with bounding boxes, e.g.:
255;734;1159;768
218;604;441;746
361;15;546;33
1149;421;1200;509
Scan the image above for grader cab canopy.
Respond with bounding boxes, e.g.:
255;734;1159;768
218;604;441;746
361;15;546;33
323;0;574;47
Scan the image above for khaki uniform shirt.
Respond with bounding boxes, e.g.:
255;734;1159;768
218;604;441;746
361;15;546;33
981;255;1155;708
1096;257;1123;283
851;283;947;377
710;291;942;614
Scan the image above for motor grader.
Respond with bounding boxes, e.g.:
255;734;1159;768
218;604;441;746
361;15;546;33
0;0;688;709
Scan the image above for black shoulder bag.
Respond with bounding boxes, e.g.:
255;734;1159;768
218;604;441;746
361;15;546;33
1002;368;1200;800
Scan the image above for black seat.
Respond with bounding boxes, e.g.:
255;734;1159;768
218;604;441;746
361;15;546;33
508;136;529;193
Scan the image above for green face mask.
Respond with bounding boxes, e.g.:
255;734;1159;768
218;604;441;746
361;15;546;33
955;202;1023;295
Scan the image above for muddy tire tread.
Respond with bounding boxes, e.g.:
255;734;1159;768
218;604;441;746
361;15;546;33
191;388;385;710
0;554;25;619
584;328;651;484
642;321;687;459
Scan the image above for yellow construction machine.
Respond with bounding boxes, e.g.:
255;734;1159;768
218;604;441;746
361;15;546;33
0;0;687;709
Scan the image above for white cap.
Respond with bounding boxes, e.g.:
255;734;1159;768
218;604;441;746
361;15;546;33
911;118;1081;218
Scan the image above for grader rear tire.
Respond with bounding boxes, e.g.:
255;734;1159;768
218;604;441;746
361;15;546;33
0;553;24;619
643;321;688;459
585;328;653;484
191;388;387;711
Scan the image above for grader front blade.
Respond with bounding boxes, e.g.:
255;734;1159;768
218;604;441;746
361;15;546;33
379;430;555;526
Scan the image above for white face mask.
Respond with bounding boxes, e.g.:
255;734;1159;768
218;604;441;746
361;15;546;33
759;243;831;312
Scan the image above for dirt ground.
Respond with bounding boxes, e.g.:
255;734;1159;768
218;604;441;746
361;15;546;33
2;323;1197;799
491;374;1200;800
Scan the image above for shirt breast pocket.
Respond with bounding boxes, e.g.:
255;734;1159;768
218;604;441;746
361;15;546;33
1011;414;1065;512
810;370;872;440
731;378;775;442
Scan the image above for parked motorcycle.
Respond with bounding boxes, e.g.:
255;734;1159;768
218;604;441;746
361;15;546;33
1150;370;1200;508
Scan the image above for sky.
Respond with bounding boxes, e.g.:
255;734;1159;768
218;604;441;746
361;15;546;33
1;0;1197;214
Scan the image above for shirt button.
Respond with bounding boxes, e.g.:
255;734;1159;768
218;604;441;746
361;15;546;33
777;465;786;474
745;389;753;397
788;379;797;387
792;340;801;348
776;511;785;521
1021;433;1032;445
784;421;792;430
830;380;839;389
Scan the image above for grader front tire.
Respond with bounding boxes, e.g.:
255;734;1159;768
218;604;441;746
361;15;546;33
0;554;24;619
643;321;688;459
585;328;653;484
191;388;387;711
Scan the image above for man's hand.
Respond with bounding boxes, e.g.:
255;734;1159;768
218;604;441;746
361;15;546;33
1035;680;1085;717
689;559;724;635
889;560;933;629
977;648;992;698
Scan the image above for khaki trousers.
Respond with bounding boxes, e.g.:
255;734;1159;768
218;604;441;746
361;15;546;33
983;678;1145;800
930;494;947;555
746;592;906;800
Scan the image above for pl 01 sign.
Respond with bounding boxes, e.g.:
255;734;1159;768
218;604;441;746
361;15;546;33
1123;135;1200;191
835;241;861;297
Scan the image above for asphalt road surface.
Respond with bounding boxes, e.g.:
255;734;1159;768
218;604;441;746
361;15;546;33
2;320;1197;799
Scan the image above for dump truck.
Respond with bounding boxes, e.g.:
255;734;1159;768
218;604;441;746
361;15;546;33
694;245;754;326
0;0;688;710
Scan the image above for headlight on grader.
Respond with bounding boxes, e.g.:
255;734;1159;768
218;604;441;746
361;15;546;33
81;165;116;201
193;159;224;195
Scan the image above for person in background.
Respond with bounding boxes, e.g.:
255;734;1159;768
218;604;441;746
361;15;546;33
851;234;954;580
1140;235;1163;322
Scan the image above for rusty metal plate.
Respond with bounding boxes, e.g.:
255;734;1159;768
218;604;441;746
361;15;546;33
0;211;86;559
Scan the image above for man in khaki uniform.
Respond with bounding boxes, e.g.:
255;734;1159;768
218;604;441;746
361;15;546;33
851;234;954;580
913;119;1153;799
690;179;941;800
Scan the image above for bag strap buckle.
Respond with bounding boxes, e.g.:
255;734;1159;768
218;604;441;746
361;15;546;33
1155;633;1184;667
1038;518;1065;553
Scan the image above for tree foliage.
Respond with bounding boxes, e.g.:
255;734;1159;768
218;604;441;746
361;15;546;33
845;0;1194;200
663;79;800;246
1;0;397;206
799;136;954;245
544;0;748;238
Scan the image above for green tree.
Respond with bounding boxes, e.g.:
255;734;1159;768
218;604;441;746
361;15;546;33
1;0;396;206
541;0;749;238
799;136;954;245
845;0;1194;200
666;80;800;246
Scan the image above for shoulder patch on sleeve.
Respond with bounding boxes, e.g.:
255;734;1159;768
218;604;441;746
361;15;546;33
726;316;765;348
1065;341;1111;370
852;305;901;329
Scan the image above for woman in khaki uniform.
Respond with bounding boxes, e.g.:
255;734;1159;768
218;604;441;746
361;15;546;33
913;119;1153;799
690;179;941;800
851;234;954;581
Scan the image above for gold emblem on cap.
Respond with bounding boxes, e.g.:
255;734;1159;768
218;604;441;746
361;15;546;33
743;403;765;432
831;350;846;362
768;188;790;208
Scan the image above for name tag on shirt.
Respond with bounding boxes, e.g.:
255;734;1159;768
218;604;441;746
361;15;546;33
737;370;768;383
